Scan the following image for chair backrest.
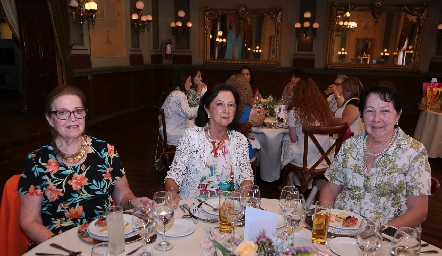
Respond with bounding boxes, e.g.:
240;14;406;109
431;177;440;194
158;108;176;152
301;124;348;171
0;174;29;256
236;121;253;138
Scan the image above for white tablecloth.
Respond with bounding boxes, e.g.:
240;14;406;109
24;198;442;256
414;110;442;158
251;126;289;182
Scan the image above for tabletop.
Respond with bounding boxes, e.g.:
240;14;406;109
24;198;442;256
413;110;442;158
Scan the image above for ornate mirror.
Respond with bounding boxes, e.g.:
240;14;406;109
204;5;282;67
326;1;428;71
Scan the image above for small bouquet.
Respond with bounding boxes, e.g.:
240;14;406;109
256;95;278;118
211;230;316;256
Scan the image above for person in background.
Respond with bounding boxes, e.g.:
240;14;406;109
332;77;365;136
239;66;261;103
226;74;266;159
18;85;152;247
160;68;198;146
281;78;334;186
280;68;307;104
320;82;430;228
326;74;348;112
164;84;254;200
188;69;208;107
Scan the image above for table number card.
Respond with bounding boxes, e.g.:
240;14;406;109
244;207;278;241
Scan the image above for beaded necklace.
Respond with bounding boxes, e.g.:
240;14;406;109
363;129;397;157
206;126;234;189
52;135;88;164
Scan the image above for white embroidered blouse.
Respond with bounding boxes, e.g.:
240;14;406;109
165;126;254;199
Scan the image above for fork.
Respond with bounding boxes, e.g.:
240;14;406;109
181;204;198;224
49;243;81;256
197;198;219;211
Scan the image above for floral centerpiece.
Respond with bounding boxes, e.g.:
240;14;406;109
256;95;278;118
211;231;316;256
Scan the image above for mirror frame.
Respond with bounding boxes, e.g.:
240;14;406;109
326;1;428;71
204;5;282;67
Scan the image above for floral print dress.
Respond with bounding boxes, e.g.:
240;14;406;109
18;136;125;235
325;128;431;224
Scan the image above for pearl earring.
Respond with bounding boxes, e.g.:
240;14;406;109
207;113;211;119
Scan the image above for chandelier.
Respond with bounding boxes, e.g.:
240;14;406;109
335;11;357;36
68;0;98;30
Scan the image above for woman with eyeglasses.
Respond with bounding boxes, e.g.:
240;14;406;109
326;74;348;112
17;85;152;247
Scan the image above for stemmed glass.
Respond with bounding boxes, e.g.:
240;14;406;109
274;106;281;119
132;203;155;256
152;191;176;251
240;184;261;209
283;193;305;236
391;227;420;256
278;186;299;238
355;219;382;256
222;191;244;248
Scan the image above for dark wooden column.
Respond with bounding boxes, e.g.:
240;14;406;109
16;0;59;118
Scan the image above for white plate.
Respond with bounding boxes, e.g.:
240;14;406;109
328;237;361;256
274;124;288;129
87;214;133;237
156;219;196;237
189;201;219;221
327;209;363;230
200;198;220;216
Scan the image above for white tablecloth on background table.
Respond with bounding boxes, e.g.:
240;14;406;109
24;198;442;256
251;126;289;182
414;110;442;158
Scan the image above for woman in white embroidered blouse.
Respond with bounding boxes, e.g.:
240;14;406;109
160;69;198;146
164;84;254;200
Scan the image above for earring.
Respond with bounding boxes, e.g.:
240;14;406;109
207;113;211;119
396;122;399;126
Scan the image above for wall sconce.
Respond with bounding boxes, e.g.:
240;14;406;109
170;10;192;36
405;45;414;54
335;11;357;37
337;48;347;55
294;12;319;38
380;48;390;56
438;23;442;38
131;0;152;33
68;0;98;30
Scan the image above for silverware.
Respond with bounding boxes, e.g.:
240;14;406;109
420;250;439;254
36;254;69;256
126;245;142;255
49;243;81;256
421;242;430;247
182;204;198;224
146;233;157;244
197;198;219;211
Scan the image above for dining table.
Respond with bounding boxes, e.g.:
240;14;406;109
24;198;442;256
251;122;289;182
414;110;442;158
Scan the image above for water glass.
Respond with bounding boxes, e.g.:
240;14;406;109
311;201;332;244
240;184;261;209
356;219;381;256
219;191;233;234
222;191;244;248
391;227;421;256
281;193;305;240
152;191;176;251
105;205;125;254
91;242;117;256
278;186;299;238
132;206;155;256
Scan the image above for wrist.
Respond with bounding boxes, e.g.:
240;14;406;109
166;187;179;194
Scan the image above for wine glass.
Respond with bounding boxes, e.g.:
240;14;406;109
132;205;156;256
283;193;305;236
274;106;281;119
391;227;420;256
355;219;382;256
240;184;261;209
152;191;176;251
278;186;299;238
221;191;244;248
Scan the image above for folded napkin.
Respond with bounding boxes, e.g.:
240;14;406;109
244;207;278;241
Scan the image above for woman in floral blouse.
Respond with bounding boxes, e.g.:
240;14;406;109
18;85;152;246
165;84;254;200
187;69;208;107
320;82;431;228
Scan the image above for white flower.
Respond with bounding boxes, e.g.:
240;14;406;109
235;241;258;256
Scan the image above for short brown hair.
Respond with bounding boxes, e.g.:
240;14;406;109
342;77;364;99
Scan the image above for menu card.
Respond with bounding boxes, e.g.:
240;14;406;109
243;207;278;241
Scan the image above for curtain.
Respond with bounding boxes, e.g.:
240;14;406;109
0;0;19;40
47;0;74;86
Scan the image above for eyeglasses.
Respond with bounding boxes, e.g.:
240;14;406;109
48;108;88;120
335;83;342;86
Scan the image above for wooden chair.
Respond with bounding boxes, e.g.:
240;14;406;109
236;121;259;180
280;124;348;197
431;177;440;194
156;108;176;171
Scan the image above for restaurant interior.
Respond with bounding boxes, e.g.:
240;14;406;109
1;0;442;252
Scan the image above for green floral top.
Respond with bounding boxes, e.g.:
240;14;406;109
18;136;125;234
325;128;431;224
187;89;200;107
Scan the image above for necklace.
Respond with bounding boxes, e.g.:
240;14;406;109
364;129;397;157
52;135;88;164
